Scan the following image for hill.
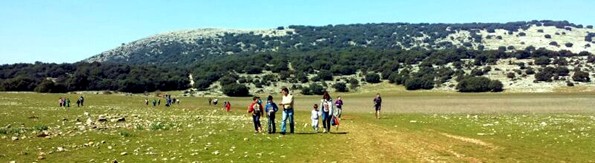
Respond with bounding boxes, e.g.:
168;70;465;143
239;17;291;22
2;20;595;94
85;20;595;65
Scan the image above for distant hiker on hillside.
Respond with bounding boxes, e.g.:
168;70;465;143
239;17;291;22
66;98;71;107
157;99;161;106
76;98;81;107
145;99;149;105
265;96;279;134
152;99;157;106
208;98;212;105
319;91;334;133
225;101;231;112
335;96;343;119
58;97;63;107
213;98;218;105
279;87;294;134
248;96;263;133
374;93;382;119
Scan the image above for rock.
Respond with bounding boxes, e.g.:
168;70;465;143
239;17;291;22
113;159;118;163
37;131;50;137
57;147;65;152
97;115;107;122
11;136;18;141
120;152;127;156
5;124;11;128
84;112;90;117
86;118;94;126
117;117;126;122
38;152;46;160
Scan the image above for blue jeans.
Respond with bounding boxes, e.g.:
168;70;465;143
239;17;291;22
268;114;276;133
321;111;331;132
280;108;294;133
252;115;261;132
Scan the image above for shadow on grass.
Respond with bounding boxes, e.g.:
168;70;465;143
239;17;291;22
290;131;349;135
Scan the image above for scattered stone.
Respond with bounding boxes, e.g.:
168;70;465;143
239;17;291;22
120;152;127;156
57;147;65;152
117;117;126;122
84;112;90;117
37;131;50;137
38;152;46;160
86;118;94;126
97;115;107;122
113;159;118;163
11;136;18;141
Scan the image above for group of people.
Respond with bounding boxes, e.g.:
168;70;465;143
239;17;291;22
144;94;181;107
248;87;295;134
247;87;384;134
58;96;84;108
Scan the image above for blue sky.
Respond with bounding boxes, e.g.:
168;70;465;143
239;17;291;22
1;0;594;64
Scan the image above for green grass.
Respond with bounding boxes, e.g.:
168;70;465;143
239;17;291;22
0;92;593;162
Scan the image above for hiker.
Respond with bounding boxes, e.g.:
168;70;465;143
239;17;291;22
319;91;334;133
79;96;85;106
279;87;294;134
76;98;81;107
152;99;157;106
225;101;231;112
208;98;212;105
248;96;263;133
157;99;161;106
311;104;320;132
145;99;149;105
374;93;382;119
177;99;180;104
335;96;343;118
265;96;279;134
213;98;218;105
58;97;63;107
66;98;71;107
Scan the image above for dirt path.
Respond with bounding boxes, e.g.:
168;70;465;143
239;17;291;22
335;115;501;162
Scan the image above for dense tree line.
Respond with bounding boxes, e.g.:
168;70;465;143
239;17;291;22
0;62;189;93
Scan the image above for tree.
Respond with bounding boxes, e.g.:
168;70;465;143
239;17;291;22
404;77;434;90
332;82;348;92
307;83;325;95
221;83;250;97
365;73;381;83
316;70;333;81
34;80;67;93
456;77;501;92
565;43;573;48
348;78;360;90
488;80;504;92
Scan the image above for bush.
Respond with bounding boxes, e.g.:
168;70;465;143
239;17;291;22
506;72;516;79
221;83;250;97
555;67;570;76
565;42;573;48
34;80;67;93
307;83;325;95
534;71;553;82
549;41;558;46
404;77;434;90
316;70;334;81
332;82;348;92
365;73;381;83
534;57;550;66
456;77;503;92
572;71;590;82
301;87;312;95
526;67;535;75
544;34;551;39
348;78;360;90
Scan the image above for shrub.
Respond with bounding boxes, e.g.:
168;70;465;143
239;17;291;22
572;71;590;82
544;34;551;39
364;73;381;83
316;70;334;81
308;83;325;95
565;42;573;48
526;67;535;74
34;125;49;131
549;41;558;46
534;57;551;66
221;83;250;97
404;77;434;90
348;78;360;90
534;71;553;82
456;77;503;92
332;82;348;92
506;72;516;79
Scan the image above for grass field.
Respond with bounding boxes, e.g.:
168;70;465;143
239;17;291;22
0;92;594;162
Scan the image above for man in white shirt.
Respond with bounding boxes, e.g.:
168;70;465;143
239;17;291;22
279;87;294;134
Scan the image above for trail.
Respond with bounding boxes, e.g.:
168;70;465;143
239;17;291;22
334;115;500;162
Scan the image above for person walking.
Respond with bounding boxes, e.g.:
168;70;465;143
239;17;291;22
248;97;263;133
225;101;231;112
264;96;279;134
319;91;334;133
279;87;294;134
311;104;320;132
335;96;344;119
374;93;382;119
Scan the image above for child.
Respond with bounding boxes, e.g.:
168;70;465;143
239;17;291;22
264;96;278;134
311;104;320;132
248;96;263;133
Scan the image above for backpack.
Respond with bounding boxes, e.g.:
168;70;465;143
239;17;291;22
253;103;261;114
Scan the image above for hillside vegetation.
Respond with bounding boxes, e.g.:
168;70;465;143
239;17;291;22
2;20;595;95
